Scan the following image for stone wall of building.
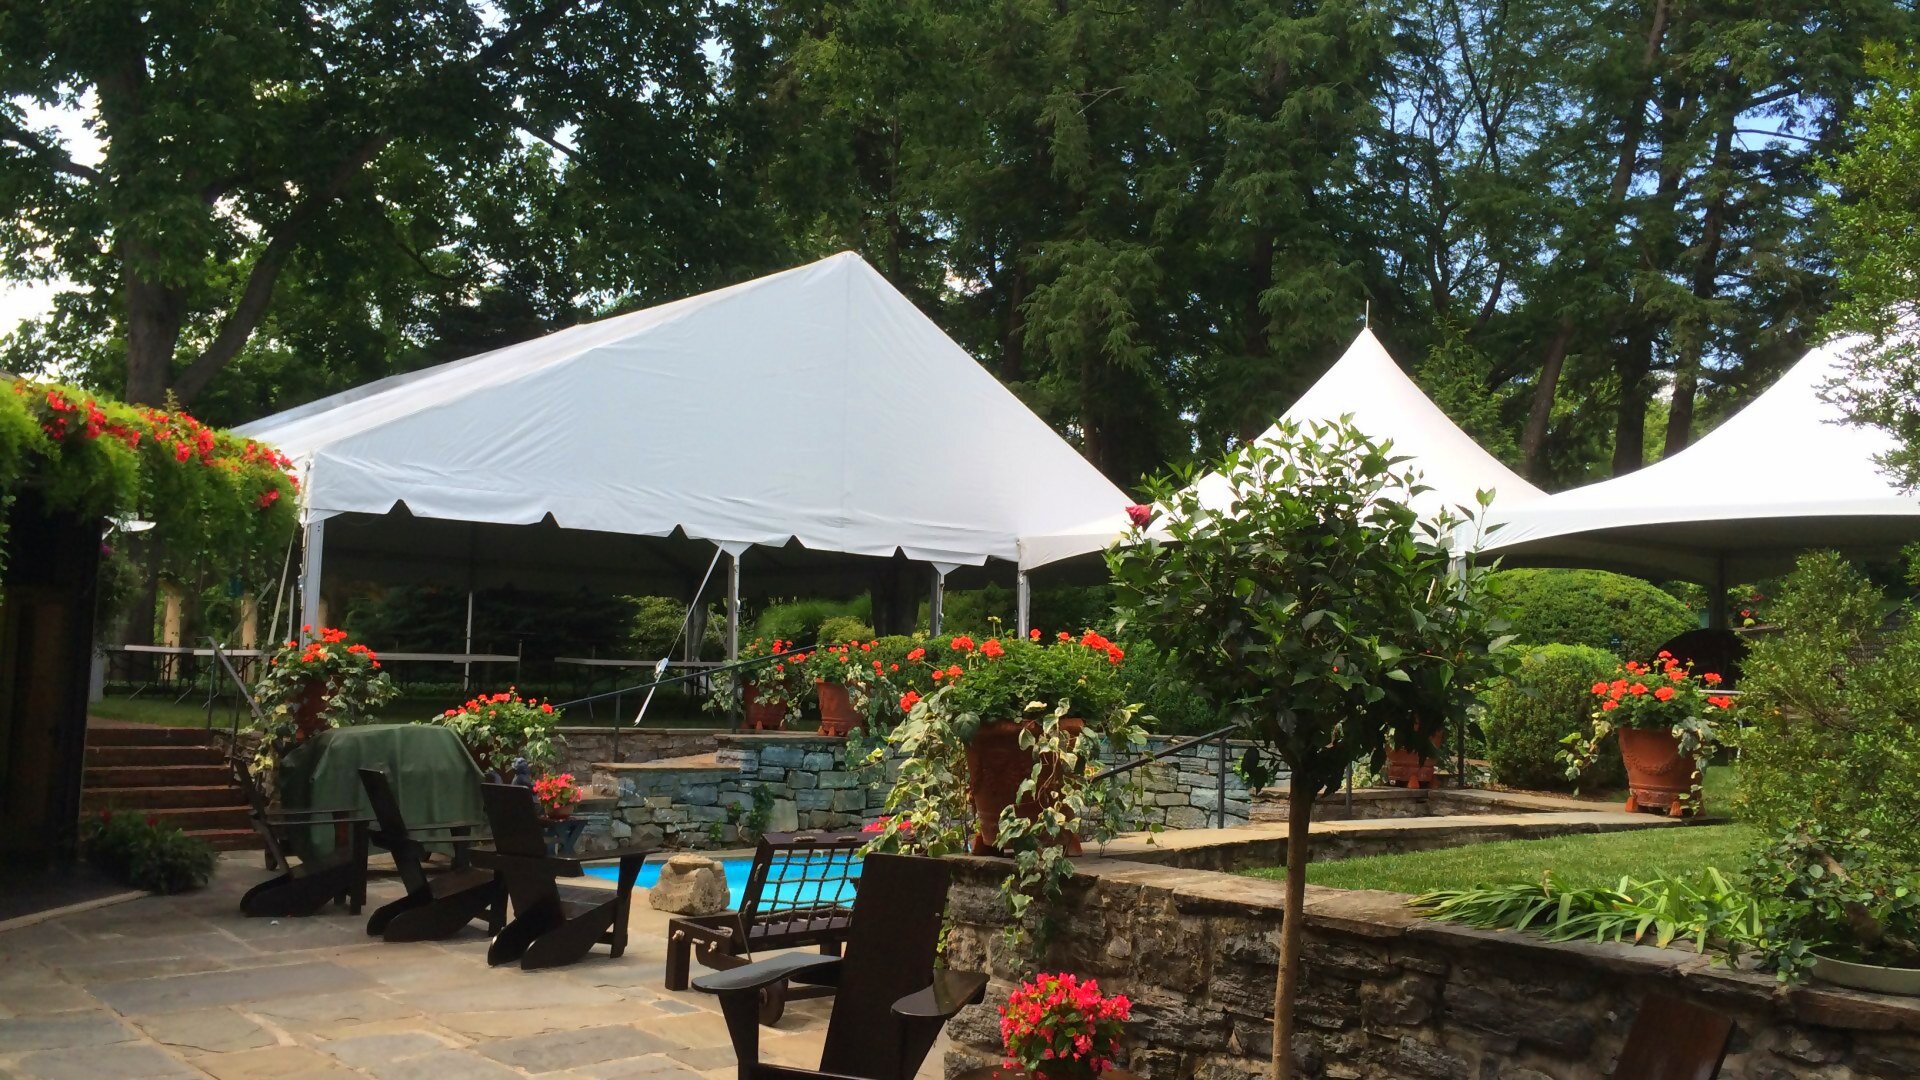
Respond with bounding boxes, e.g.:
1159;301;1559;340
941;856;1920;1079
1126;737;1256;830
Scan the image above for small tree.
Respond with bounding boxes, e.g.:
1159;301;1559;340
1107;418;1512;1078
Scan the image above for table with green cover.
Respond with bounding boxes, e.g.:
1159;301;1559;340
278;724;486;858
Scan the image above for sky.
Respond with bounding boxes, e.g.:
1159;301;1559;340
1;95;101;334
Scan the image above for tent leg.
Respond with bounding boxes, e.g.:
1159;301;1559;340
298;518;325;641
1016;571;1032;638
726;548;742;732
929;568;946;636
463;590;475;691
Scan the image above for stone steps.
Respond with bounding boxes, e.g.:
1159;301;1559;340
80;725;260;851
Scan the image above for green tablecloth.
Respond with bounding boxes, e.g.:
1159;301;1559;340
279;724;485;858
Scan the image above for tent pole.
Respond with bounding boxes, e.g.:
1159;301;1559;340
298;518;325;642
726;547;742;732
1016;570;1032;637
1708;554;1730;631
463;590;475;691
929;567;946;636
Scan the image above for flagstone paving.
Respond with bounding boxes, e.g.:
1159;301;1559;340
0;854;948;1079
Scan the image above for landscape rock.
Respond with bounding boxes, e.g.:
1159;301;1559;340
647;854;729;915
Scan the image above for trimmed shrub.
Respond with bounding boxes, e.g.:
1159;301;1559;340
1490;568;1697;660
816;614;876;644
753;597;872;645
1737;552;1920;861
80;811;216;894
1123;643;1223;737
1481;644;1625;791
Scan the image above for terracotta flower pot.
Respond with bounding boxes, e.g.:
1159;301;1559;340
740;683;786;731
965;717;1084;856
1384;728;1445;789
1617;726;1700;817
293;678;332;738
815;680;860;737
542;804;573;821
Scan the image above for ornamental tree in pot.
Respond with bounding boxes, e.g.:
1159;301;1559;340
1559;653;1734;816
1106;418;1513;1079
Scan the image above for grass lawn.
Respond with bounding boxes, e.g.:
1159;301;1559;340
89;695;218;727
1245;822;1758;895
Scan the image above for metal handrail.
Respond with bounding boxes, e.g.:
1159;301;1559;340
1090;723;1243;829
551;648;794;710
202;638;266;746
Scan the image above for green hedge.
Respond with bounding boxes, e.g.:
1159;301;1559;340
1489;569;1697;660
1481;644;1625;791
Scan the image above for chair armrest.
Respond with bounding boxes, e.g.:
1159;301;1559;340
402;819;488;833
550;843;655;864
692;952;841;996
893;970;988;1022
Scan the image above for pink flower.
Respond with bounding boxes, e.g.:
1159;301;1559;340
1124;504;1153;528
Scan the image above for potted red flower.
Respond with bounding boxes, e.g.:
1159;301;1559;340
799;640;868;736
998;972;1132;1077
250;626;398;781
706;638;805;730
1561;651;1735;816
532;772;584;821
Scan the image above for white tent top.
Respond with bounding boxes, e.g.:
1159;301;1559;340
1017;329;1547;570
238;252;1129;567
1480;336;1920;583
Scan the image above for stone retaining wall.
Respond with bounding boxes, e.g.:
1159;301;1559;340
593;733;887;849
1129;737;1256;830
556;726;719;770
941;856;1920;1079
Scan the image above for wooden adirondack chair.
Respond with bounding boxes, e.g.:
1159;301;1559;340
357;767;505;941
694;852;986;1080
231;754;371;918
1613;992;1735;1079
470;782;656;970
664;830;864;1000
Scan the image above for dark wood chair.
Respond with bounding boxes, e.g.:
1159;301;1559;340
693;852;986;1080
357;767;505;941
470;782;655;970
231;754;371;918
664;830;865;1004
1613;992;1735;1079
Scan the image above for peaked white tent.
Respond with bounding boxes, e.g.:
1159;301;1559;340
1480;336;1920;596
239;252;1129;641
1016;328;1547;571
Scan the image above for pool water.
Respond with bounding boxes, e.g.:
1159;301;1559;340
583;852;861;911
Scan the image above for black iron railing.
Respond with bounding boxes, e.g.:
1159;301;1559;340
1089;723;1242;829
202;638;266;747
552;648;805;762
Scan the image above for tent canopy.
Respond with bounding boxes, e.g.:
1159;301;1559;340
1480;336;1920;584
1017;329;1546;570
240;252;1128;569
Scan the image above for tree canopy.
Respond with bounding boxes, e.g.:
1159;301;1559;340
2;0;1914;484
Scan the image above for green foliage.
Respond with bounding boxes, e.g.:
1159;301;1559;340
1121;643;1224;737
431;689;561;778
625;595;722;658
1489;569;1697;660
1741;825;1920;981
80;811;217;894
1414;868;1762;955
1736;553;1920;861
1482;645;1624;790
343;585;658;658
1823;43;1920;489
752;597;872;646
0;382;298;587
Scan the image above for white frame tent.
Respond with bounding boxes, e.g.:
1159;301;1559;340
237;252;1130;658
1478;336;1920;623
1016;328;1548;572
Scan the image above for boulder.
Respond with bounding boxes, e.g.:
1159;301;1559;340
648;854;730;915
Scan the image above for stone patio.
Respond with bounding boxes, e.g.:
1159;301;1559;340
0;853;950;1079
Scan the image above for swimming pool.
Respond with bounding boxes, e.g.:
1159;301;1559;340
583;852;861;911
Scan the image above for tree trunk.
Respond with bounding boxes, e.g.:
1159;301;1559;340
1664;104;1737;458
1270;777;1314;1078
1002;260;1027;384
1612;330;1653;475
1521;318;1574;480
